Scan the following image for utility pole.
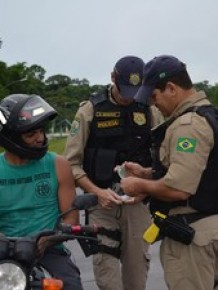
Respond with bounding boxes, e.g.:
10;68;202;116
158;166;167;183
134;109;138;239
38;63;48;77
0;38;2;49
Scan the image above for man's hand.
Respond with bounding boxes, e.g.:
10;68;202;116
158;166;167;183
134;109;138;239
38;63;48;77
0;106;10;131
97;188;123;209
37;236;51;256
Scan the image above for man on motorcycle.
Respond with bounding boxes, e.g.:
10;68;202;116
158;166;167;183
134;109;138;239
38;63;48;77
0;94;84;290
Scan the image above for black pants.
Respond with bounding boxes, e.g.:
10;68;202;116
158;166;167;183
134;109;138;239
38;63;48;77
39;247;84;290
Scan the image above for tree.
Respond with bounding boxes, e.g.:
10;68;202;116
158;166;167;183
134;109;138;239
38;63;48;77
45;74;72;90
27;65;46;81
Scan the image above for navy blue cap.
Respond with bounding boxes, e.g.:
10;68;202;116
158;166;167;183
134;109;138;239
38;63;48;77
114;56;144;99
134;55;187;102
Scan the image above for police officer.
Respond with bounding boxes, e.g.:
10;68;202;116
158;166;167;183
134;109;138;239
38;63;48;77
120;55;218;290
64;55;163;290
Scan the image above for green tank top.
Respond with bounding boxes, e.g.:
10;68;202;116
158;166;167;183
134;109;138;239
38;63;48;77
0;152;59;237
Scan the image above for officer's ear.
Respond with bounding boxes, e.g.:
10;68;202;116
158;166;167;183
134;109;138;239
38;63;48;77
165;82;177;97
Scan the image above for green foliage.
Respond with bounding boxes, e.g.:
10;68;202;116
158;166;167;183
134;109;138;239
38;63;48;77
194;80;218;107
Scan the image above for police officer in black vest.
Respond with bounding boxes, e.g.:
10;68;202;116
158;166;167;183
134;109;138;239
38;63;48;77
64;56;163;290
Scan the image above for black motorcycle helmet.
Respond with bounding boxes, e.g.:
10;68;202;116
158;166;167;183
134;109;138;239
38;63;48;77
0;94;57;159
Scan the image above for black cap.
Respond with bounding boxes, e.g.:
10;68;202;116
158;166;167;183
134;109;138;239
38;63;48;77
114;56;144;99
134;55;187;102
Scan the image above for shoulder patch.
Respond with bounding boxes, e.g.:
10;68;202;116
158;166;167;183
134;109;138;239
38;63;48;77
179;113;192;125
176;137;197;153
70;119;80;136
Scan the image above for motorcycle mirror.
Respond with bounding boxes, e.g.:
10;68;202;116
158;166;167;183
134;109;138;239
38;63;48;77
54;194;98;229
72;194;98;210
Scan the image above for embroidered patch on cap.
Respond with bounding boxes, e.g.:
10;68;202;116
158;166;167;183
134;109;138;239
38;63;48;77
176;137;197;153
129;73;141;86
70;119;80;136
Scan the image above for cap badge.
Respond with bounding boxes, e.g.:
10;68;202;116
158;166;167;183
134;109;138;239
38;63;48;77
159;72;166;79
129;73;141;86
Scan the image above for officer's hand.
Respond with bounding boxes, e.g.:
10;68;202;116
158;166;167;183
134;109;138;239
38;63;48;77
0;106;10;131
114;161;147;178
97;188;122;209
120;176;147;198
123;162;152;179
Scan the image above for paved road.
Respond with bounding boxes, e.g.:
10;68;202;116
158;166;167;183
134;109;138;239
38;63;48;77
67;227;168;290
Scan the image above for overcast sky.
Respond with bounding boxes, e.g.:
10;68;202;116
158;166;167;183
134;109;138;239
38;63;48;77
1;0;218;86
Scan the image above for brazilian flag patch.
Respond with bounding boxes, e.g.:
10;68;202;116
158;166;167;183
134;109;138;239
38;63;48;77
176;137;197;153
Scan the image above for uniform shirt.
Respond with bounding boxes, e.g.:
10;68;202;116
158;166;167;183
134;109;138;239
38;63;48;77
64;91;164;182
162;90;214;195
160;90;218;245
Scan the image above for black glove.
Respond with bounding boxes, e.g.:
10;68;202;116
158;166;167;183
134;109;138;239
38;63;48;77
0;106;10;131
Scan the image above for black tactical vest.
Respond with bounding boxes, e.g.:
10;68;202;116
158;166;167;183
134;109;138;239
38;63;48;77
150;105;218;215
83;90;152;188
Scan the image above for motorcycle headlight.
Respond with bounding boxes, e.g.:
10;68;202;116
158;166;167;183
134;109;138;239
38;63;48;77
0;261;27;290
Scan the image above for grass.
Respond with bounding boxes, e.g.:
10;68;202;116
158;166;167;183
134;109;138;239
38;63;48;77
48;137;67;155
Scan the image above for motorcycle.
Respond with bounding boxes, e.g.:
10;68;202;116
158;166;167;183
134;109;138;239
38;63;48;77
0;194;99;290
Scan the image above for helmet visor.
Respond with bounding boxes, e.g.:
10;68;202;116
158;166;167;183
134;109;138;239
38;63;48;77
15;96;57;132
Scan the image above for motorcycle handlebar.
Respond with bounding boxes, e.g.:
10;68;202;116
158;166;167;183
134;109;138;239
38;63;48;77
39;223;100;245
58;223;99;235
